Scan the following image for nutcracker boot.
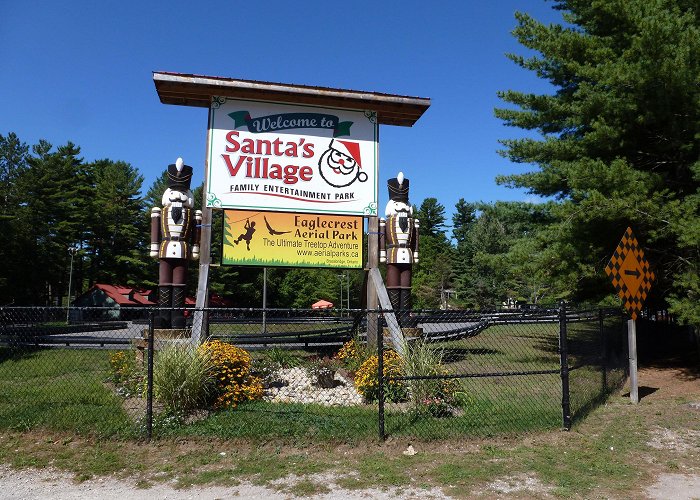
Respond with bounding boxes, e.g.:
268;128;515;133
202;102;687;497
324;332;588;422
171;285;187;329
156;286;172;329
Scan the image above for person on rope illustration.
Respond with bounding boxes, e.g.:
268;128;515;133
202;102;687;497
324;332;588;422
234;219;256;250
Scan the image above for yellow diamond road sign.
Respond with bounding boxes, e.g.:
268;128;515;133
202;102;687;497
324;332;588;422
605;227;655;320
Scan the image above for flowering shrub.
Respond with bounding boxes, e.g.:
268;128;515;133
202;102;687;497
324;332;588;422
354;350;407;403
403;341;461;417
108;351;131;384
108;350;144;397
199;340;263;408
335;338;373;372
421;396;453;417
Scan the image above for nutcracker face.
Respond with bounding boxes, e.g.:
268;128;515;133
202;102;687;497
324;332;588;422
385;199;413;218
162;187;194;208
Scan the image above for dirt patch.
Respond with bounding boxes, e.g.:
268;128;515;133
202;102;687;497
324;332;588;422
647;427;700;452
0;465;453;500
646;473;700;500
482;473;554;498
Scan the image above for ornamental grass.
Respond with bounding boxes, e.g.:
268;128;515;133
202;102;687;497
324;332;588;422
153;343;215;413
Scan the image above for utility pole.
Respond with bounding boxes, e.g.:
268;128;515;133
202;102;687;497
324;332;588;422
66;246;79;324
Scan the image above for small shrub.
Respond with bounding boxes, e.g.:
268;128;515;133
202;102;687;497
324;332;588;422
354;350;407;403
403;341;460;415
335;338;373;372
108;351;144;397
420;396;453;417
264;347;302;369
309;357;342;388
153;343;214;413
251;356;286;389
199;340;263;408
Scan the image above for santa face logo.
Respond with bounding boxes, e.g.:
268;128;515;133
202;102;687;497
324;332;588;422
318;139;368;188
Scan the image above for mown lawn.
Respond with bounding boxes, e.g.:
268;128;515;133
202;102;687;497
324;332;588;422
0;348;133;437
0;318;621;441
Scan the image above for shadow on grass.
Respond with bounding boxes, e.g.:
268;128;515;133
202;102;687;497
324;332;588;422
621;386;659;401
442;347;500;363
0;346;43;363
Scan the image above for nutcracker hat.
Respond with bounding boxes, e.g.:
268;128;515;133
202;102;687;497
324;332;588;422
387;172;409;203
330;139;362;168
167;157;193;189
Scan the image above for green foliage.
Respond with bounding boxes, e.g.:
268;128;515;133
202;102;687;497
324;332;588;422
153;343;215;413
335;338;374;372
0;134;151;304
88;159;146;286
495;0;700;319
108;351;145;398
413;198;453;309
264;347;303;369
354;350;407;403
402;341;459;415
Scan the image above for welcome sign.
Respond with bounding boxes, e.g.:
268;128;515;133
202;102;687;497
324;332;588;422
222;210;363;268
207;98;379;216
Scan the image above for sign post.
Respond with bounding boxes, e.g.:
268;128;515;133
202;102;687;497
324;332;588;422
605;227;655;404
153;73;430;344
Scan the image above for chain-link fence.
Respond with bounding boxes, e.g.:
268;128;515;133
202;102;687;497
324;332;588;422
0;305;626;441
378;306;626;439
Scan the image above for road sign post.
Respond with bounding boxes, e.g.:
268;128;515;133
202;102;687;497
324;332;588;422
605;227;654;404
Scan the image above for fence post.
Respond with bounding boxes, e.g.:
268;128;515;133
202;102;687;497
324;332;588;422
599;309;607;391
378;329;385;440
146;308;155;441
559;301;572;430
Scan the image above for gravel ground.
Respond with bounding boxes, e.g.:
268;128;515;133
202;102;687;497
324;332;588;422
0;465;451;500
2;464;699;499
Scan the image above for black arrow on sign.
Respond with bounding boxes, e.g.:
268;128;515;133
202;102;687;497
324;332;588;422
624;269;641;278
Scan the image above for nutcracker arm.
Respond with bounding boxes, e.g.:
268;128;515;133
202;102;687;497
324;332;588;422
379;218;387;263
150;207;161;257
191;210;202;260
412;218;420;263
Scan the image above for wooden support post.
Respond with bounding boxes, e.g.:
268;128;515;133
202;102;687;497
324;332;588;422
366;216;379;347
192;111;213;344
369;268;404;356
628;318;638;404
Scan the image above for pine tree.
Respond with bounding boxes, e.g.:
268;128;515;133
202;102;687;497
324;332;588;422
87;159;146;287
496;0;700;319
413;198;453;308
0;133;30;303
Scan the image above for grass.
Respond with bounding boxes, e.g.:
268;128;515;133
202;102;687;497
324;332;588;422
0;319;618;442
0;319;695;497
173;401;379;442
0;378;697;498
0;348;134;437
208;321;349;337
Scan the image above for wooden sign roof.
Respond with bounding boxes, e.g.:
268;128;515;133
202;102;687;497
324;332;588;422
153;71;430;127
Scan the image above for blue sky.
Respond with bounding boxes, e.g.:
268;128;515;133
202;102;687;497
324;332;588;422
1;1;563;225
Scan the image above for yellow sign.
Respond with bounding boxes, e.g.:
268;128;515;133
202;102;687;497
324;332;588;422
222;210;363;268
605;227;655;320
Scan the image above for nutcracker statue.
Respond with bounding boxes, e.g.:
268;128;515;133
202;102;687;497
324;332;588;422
379;172;419;321
150;158;202;329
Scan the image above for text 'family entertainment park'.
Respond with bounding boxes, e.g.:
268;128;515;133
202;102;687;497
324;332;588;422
151;71;430;350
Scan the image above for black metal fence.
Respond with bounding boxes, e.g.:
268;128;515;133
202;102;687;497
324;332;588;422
377;305;626;439
0;305;626;441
